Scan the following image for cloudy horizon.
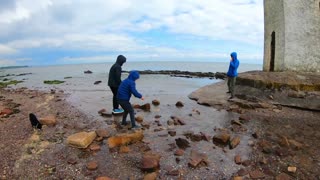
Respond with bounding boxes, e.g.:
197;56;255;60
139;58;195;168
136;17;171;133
0;0;264;67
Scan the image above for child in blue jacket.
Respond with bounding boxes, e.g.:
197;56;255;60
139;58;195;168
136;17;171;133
227;52;240;99
117;70;144;129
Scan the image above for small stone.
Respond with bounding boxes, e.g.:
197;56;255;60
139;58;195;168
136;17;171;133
249;170;265;179
141;152;161;171
141;122;151;129
67;131;97;148
152;100;160;106
233;176;243;180
212;132;231;145
39;115;57;126
174;149;184;156
177;119;186;125
231;120;242;126
94;81;102;85
175;138;190;149
287;166;297;173
252;132;259;139
275;173;292;180
175;101;184;107
95;129;110;138
107;131;143;148
175;157;180;163
234;155;241;164
119;146;130;153
188;150;208;168
89;144;101;151
67;158;77;165
200;132;211;141
168;130;176;137
167;120;174;126
237;168;248;176
0;108;13;116
166;169;180;176
230;137;240;149
98;109;106;114
86;161;98;170
135;116;144;123
288;139;303;150
239;115;250;121
143;172;157;180
242;160;251;167
154;115;161;119
96;177;113;180
140;103;151;111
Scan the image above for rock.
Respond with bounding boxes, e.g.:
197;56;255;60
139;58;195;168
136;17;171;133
141;122;151;129
275;173;292;180
39;115;57;126
86;161;98;170
233;177;243;180
175;101;184;107
94;81;102;85
67;158;77;165
175;138;190;149
96;177;113;180
212;132;231;145
119;146;130;153
152;100;160;106
168;130;176;137
288;91;305;98
167;120;174;126
237;168;248;176
252;132;259;139
135;116;144;123
242;160;251;167
200;132;211;141
101;111;112;117
98;109;106;114
239;115;251;121
230;137;240;149
231;120;243;126
141;152;161;172
107;131;143;148
188;150;208;168
249;170;265;179
287;166;297;173
234;155;241;164
288;139;303;150
140;103;151;111
154;115;161;119
166;169;180;176
84;70;92;74
0;108;13;116
190;134;202;142
279;136;290;147
95;129;110;138
143;172;157;180
89;144;101;151
259;140;273;154
174;149;184;156
67;131;97;148
177;119;186;125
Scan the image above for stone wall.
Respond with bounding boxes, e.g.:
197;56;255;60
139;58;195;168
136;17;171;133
263;0;320;72
263;0;285;72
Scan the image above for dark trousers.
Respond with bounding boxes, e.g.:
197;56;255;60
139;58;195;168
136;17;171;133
227;76;236;97
118;100;136;127
109;86;119;110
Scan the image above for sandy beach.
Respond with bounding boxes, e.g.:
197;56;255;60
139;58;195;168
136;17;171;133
1;70;320;180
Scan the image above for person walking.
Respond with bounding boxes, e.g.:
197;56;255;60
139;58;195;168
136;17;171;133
117;70;144;129
108;55;126;114
227;52;240;99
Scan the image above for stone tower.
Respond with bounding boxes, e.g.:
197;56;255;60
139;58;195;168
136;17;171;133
263;0;320;72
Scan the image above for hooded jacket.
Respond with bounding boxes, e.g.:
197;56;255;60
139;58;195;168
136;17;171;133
227;52;240;77
117;70;142;101
108;55;126;87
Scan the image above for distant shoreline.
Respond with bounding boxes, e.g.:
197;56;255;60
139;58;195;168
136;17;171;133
0;66;29;69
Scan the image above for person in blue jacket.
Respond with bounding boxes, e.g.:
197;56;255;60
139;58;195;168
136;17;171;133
117;70;144;129
227;52;240;99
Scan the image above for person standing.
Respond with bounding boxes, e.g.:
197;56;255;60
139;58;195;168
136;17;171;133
108;55;126;114
227;52;240;99
117;70;144;129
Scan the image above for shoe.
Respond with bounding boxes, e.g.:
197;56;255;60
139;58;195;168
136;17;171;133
131;125;141;130
121;122;128;126
226;91;231;93
112;109;124;114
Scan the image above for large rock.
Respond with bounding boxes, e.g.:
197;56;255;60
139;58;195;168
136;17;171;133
107;131;143;148
39;115;57;126
67;131;97;148
141;152;161;172
212;132;231;145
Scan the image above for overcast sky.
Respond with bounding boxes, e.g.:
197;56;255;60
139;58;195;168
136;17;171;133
0;0;264;66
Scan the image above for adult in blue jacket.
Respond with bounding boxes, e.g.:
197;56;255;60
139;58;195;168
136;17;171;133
227;52;240;99
117;70;144;129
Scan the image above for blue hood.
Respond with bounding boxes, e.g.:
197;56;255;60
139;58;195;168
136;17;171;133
128;70;140;81
231;52;238;61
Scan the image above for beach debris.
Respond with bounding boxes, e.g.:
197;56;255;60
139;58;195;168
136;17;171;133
143;172;157;180
95;129;110;138
249;170;265;179
175;138;190;149
67;131;97;148
188;150;209;168
43;80;65;84
135;116;144;123
175;101;184;107
84;70;92;74
152;99;160;106
212;132;231;145
174;149;184;156
29;113;42;129
86;161;98;170
141;152;161;172
94;80;102;85
107;131;143;148
39;115;57;126
230;136;241;149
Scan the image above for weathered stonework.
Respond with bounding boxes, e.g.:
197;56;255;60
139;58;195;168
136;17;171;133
264;0;320;72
